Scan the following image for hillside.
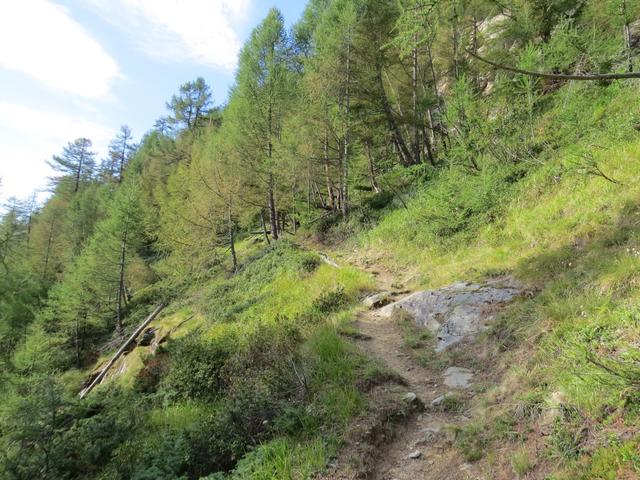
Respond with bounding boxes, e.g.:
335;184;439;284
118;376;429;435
2;1;640;479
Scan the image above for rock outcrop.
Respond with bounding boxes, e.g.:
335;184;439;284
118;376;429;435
379;278;521;351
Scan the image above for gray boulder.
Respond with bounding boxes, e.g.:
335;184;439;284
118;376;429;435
379;278;521;351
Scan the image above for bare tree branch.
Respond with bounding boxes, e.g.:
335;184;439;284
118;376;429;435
466;49;640;80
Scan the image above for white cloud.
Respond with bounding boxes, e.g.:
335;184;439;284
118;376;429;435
88;0;252;71
0;0;120;99
0;102;113;202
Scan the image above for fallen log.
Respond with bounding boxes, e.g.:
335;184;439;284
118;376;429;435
318;252;340;268
79;303;166;399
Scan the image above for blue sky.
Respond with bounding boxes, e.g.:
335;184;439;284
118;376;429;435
0;0;307;204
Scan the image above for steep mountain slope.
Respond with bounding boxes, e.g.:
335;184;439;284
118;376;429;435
3;1;640;479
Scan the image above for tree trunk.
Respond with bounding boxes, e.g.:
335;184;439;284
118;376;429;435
427;41;442;112
312;181;326;209
307;161;312;212
260;211;271;245
323;133;335;210
423;123;436;166
118;133;128;183
74;143;86;193
268;176;278;240
42;221;54;281
75;315;80;367
291;186;297;235
364;141;381;193
452;3;460;80
228;202;237;272
379;69;414;166
267;95;278;240
80;303;166;399
412;43;421;164
116;233;127;333
426;105;437;148
341;35;351;218
622;0;633;72
468;48;640;80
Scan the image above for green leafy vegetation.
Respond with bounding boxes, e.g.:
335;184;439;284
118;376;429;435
3;0;640;478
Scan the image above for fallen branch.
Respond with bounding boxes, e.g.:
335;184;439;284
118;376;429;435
79;303;166;399
466;49;640;80
318;252;340;268
306;211;334;226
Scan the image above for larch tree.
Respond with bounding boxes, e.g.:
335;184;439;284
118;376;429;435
166;77;213;131
47;138;96;194
227;8;296;240
103;125;136;183
80;177;145;333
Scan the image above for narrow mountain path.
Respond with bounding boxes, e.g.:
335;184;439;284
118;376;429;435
354;308;474;479
341;265;496;480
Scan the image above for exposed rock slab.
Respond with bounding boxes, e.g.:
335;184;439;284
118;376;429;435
443;367;473;389
379;278;521;351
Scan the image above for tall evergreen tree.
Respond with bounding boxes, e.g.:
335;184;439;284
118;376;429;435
103;125;136;183
166;77;213;130
227;8;296;240
47;139;96;193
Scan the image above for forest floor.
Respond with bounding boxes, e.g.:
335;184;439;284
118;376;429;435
323;261;520;480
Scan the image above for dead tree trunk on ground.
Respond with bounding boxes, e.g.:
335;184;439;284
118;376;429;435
79;303;166;399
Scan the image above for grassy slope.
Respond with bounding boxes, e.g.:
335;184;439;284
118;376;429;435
81;241;383;479
76;80;640;478
357;80;640;477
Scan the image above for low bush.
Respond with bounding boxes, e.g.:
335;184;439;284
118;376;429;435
160;331;236;401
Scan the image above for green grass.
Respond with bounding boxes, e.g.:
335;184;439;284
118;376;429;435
353;79;640;478
231;437;335;480
69;241;376;479
510;447;534;477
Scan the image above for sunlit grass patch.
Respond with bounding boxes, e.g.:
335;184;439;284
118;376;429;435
231;436;337;480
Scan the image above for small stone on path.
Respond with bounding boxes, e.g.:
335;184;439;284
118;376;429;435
407;450;422;459
402;392;418;404
431;393;453;407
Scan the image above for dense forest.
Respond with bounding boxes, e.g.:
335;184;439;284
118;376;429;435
2;0;640;478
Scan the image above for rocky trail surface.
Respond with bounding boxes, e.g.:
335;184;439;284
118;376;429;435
326;265;523;479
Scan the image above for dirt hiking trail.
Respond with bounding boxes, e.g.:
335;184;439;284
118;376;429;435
326;263;521;480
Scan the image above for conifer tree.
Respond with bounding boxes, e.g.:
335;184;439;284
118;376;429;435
102;125;136;183
227;8;296;240
166;77;213;130
47;138;96;193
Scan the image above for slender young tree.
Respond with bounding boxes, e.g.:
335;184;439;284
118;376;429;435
103;125;136;183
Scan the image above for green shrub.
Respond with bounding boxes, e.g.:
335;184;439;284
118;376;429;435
580;439;640;480
551;406;587;460
161;332;236;401
312;286;347;314
299;253;321;273
440;394;466;414
363;191;394;210
313;213;341;242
